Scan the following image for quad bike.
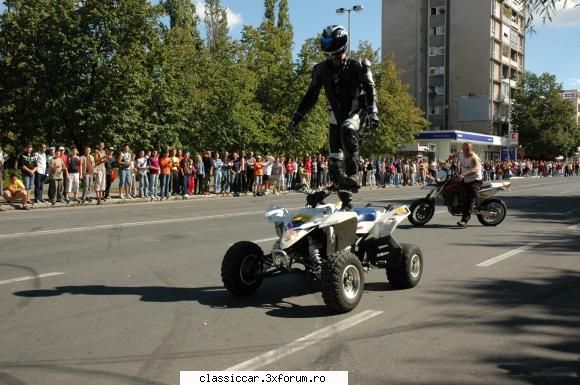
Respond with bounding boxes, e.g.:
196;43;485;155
221;187;424;314
408;168;510;227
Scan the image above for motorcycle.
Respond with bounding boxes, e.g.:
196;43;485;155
221;187;423;314
408;169;510;227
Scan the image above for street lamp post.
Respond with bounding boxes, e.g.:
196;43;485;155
335;5;364;55
507;88;512;162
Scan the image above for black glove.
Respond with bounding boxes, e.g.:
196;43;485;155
367;109;379;129
288;112;302;132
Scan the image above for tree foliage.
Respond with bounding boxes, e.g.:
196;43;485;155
364;56;430;156
0;0;429;158
514;0;578;27
511;71;579;159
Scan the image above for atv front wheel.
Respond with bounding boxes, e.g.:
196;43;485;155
386;243;423;289
221;241;264;297
321;250;365;313
408;199;435;226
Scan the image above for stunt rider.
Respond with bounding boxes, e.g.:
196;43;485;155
288;25;379;210
445;142;483;228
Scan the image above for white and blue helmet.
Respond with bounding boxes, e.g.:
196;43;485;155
320;25;348;56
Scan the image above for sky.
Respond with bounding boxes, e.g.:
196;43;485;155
0;0;578;90
209;0;580;91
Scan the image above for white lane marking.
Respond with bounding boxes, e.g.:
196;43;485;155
568;223;579;230
476;243;540;267
435;210;446;214
0;206;308;240
0;211;266;239
0;215;46;221
0;272;65;286
253;237;279;244
512;181;576;193
225;309;383;371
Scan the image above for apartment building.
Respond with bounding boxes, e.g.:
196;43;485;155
382;0;525;159
561;89;580;126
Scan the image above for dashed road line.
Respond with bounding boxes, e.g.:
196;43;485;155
225;309;383;371
0;272;65;286
476;243;540;267
0;211;266;239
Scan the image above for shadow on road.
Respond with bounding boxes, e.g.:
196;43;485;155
13;273;342;318
505;194;580;226
423;268;580;385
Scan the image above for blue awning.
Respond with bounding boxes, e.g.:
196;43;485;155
415;130;496;144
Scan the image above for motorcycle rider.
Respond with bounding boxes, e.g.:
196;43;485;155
288;25;379;210
445;142;483;228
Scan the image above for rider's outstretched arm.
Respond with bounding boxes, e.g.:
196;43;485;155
293;64;324;122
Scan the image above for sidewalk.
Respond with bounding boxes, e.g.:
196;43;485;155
0;193;241;211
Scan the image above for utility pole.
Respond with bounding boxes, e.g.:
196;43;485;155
335;5;364;56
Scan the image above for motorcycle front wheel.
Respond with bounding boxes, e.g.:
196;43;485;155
408;198;435;226
477;198;507;226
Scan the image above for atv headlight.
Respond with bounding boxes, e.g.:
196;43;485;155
282;229;298;243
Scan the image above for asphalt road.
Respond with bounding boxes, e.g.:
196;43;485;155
0;177;579;385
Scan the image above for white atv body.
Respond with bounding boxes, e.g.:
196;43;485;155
222;195;423;314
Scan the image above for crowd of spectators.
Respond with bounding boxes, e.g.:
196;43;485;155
1;142;579;210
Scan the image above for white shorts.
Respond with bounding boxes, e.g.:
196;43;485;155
67;173;80;193
95;170;106;191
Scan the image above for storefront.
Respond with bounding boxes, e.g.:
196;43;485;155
415;130;506;161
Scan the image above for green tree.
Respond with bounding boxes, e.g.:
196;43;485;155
152;7;203;150
511;71;579;159
0;0;162;150
195;0;264;152
239;0;298;154
204;0;229;54
363;56;429;156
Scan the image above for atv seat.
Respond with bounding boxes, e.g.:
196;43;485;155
353;207;377;222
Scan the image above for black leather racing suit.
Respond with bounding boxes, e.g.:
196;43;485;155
293;57;378;190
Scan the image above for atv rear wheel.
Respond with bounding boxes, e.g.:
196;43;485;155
321;250;364;313
221;241;264;297
386;243;423;289
408;198;435;226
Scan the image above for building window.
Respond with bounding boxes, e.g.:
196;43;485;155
502;24;510;41
510;29;519;44
429;106;444;115
429;46;445;56
430;6;445;16
429;66;445;76
431;26;445;35
501;83;510;98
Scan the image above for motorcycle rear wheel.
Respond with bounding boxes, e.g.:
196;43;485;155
408;198;435;226
477;198;507;226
